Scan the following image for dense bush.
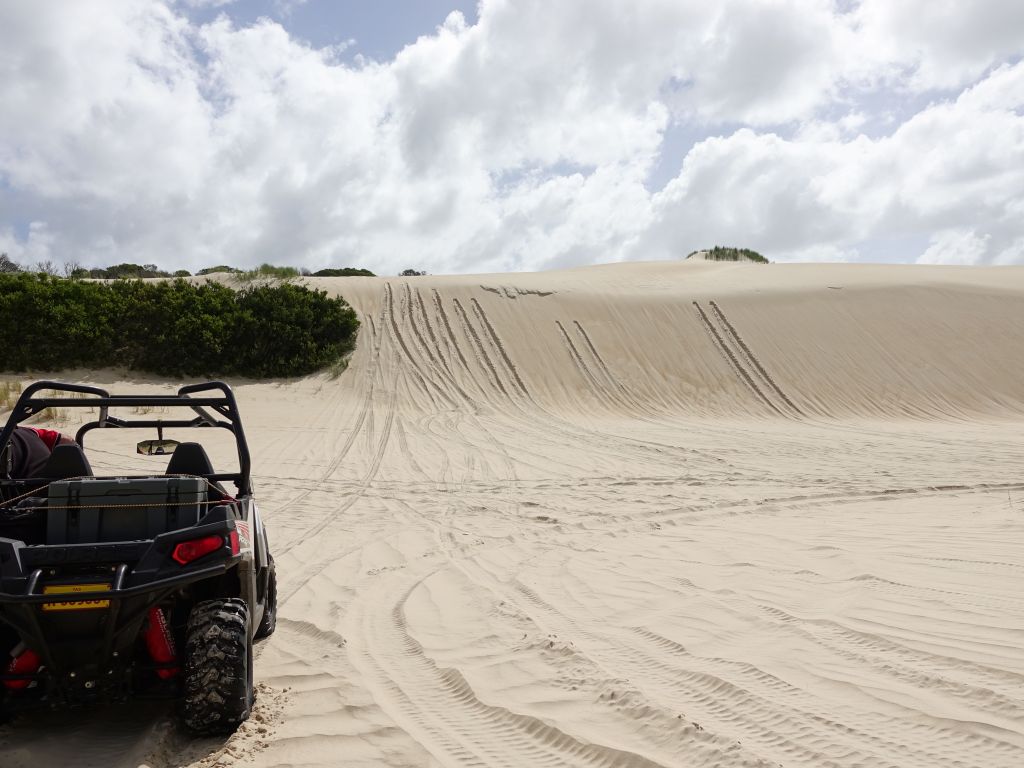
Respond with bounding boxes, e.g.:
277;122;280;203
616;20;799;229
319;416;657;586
0;255;379;280
70;263;174;279
0;274;359;378
196;265;241;276
312;267;376;277
231;263;301;281
688;246;769;263
0;254;21;274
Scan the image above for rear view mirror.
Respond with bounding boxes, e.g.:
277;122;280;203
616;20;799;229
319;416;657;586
137;439;180;456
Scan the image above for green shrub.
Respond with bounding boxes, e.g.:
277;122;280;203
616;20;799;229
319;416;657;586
231;263;301;283
69;263;173;279
0;253;21;273
0;274;358;378
688;246;769;263
196;265;241;276
230;282;358;376
312;267;376;277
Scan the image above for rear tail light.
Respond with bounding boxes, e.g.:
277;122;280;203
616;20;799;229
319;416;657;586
171;535;224;565
228;529;240;555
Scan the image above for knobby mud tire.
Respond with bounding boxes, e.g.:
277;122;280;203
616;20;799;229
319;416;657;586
255;557;277;641
181;598;253;735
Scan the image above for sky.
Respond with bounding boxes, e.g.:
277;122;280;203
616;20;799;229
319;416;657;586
1;0;1023;275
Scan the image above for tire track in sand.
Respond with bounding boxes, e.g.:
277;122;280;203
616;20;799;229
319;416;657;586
504;580;1001;768
709;300;804;417
432;288;488;397
452;297;510;399
571;320;662;417
397;287;521;489
469;298;530;397
411;285;453;376
693;302;783;416
346;572;678;768
403;285;476;404
386;283;457;410
275;284;400;582
556;320;618;407
266;293;389;528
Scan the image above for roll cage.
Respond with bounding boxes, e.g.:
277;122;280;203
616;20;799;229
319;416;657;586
0;380;252;496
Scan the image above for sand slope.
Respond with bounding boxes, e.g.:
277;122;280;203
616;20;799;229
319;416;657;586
3;260;1024;767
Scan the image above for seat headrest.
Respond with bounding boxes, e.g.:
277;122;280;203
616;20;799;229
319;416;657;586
40;444;93;479
165;442;215;477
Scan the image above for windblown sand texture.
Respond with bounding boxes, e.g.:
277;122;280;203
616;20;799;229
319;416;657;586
2;260;1024;767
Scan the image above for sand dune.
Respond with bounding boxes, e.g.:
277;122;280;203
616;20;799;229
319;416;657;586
3;260;1024;767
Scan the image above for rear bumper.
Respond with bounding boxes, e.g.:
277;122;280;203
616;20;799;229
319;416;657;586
0;561;234;606
1;561;237;701
0;526;241;707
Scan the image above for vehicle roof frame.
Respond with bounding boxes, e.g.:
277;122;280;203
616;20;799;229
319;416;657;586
0;380;252;495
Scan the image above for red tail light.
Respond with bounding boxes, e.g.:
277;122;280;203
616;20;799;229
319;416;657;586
171;535;224;565
228;529;240;555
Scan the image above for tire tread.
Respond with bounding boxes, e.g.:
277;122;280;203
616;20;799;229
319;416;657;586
181;598;252;734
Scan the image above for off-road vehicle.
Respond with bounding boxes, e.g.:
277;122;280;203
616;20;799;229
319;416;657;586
0;381;276;734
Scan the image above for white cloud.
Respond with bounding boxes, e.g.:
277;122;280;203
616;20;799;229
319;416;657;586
0;0;1023;273
179;0;236;8
680;0;855;125
917;229;991;265
993;238;1024;266
636;59;1024;264
271;0;309;18
0;223;56;268
854;0;1024;91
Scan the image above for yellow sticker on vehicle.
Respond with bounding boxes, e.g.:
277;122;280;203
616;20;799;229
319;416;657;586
41;583;111;611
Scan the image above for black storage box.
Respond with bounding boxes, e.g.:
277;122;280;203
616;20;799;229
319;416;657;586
47;477;207;544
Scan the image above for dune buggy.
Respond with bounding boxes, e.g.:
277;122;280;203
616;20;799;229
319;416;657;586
0;381;276;734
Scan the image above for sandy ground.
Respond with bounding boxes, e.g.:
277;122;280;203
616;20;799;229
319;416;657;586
2;260;1024;767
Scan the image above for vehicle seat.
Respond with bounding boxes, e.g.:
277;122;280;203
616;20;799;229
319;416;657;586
40;444;93;479
166;442;228;502
165;443;215;477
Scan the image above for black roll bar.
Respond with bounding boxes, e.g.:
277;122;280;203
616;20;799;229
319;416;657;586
0;380;252;495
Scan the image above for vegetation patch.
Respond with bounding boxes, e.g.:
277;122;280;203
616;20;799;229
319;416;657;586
1;253;379;279
312;268;375;277
0;274;359;378
230;263;302;283
687;246;769;263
